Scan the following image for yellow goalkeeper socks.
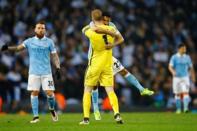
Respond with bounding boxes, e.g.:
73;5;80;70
83;92;91;118
108;91;119;115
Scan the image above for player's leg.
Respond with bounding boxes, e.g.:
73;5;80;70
80;66;100;125
101;66;123;124
45;90;58;121
173;77;181;114
113;57;153;95
119;69;154;95
27;75;41;123
182;92;189;113
92;85;101;120
175;94;181;114
182;77;190;113
30;91;40;123
42;74;58;121
79;86;93;125
105;87;123;124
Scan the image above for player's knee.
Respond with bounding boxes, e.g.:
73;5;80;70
175;94;181;97
45;90;54;96
31;91;39;96
84;86;93;93
119;69;128;76
105;87;114;94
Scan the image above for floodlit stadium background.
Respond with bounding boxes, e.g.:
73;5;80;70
0;0;197;113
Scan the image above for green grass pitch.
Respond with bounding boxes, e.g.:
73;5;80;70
0;112;197;131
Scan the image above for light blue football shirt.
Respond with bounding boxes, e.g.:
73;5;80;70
169;53;193;77
23;36;56;75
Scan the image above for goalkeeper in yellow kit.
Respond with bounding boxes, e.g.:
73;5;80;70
80;9;123;125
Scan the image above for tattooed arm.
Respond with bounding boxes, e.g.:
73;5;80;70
51;52;61;80
51;52;60;69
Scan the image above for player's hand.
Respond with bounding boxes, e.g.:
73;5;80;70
55;68;61;80
1;44;8;51
105;43;114;50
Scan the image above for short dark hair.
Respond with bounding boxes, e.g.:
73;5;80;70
36;20;46;25
102;12;111;18
178;43;186;49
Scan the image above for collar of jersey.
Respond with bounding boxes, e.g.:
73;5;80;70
177;53;186;57
34;36;46;40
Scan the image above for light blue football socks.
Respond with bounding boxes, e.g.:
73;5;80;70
47;94;55;110
175;96;181;113
183;95;189;112
31;95;39;117
92;89;99;112
124;73;144;92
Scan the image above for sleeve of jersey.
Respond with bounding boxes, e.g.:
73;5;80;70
22;38;30;48
109;22;117;28
82;25;91;37
169;56;174;66
89;21;94;27
50;40;57;54
110;22;120;35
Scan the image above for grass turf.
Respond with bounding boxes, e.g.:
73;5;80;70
0;112;197;131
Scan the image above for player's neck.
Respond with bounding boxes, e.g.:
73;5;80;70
94;21;103;25
178;52;185;56
36;34;44;39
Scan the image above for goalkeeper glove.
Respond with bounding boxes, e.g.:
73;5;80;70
55;68;61;80
1;45;8;51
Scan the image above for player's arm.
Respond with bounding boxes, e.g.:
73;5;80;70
188;56;196;83
51;52;60;69
189;66;196;83
49;39;61;80
82;25;91;37
168;65;176;76
93;27;124;44
93;27;118;37
105;30;124;50
168;56;176;76
113;31;124;46
51;52;61;80
1;44;25;52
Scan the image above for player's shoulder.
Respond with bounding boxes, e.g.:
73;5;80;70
26;36;35;41
109;22;117;28
185;54;190;57
23;36;35;43
171;53;178;58
185;54;191;59
82;25;91;33
45;36;53;41
169;54;177;61
43;37;54;44
101;24;115;31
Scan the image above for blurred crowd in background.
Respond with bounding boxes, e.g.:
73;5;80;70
0;0;197;113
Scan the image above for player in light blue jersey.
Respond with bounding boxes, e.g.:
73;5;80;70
1;21;61;123
89;12;154;120
169;43;196;113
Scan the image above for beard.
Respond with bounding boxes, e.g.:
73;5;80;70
36;33;44;39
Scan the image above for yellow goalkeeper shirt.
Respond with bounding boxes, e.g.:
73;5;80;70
82;24;116;68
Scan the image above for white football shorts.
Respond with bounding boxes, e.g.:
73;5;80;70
113;57;125;75
173;76;190;94
27;74;55;91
